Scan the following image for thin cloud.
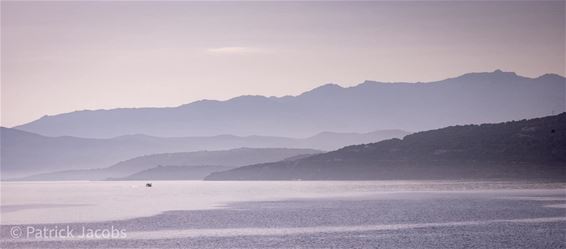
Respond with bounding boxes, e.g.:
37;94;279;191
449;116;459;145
206;47;267;55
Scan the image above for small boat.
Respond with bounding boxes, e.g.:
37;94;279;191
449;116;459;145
145;183;152;187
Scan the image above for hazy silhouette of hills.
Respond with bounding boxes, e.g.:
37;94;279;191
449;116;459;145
206;113;566;181
14;70;565;138
107;165;237;181
14;148;321;181
0;127;404;179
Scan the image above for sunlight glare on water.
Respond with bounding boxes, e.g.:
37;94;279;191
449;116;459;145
1;180;564;224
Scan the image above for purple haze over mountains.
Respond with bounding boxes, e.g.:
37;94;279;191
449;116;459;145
13;70;565;138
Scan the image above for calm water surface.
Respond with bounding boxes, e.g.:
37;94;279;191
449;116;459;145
1;180;564;225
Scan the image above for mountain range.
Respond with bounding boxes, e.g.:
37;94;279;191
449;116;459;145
0;127;404;178
14;148;321;181
13;70;565;138
206;113;566;180
107;165;237;181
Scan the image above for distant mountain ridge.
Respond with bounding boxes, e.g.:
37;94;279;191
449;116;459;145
14;148;321;181
107;165;237;181
2;128;402;178
14;70;565;138
206;113;566;181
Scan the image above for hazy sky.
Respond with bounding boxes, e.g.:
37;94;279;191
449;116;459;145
1;1;564;127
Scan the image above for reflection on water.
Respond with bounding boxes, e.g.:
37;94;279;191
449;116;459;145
0;204;91;213
1;180;564;224
16;216;566;242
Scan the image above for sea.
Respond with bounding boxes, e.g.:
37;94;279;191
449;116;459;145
1;180;565;248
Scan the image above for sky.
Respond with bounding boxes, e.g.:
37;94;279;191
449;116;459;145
1;1;564;127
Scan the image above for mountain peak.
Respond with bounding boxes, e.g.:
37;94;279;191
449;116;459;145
228;95;269;102
492;69;517;76
299;83;344;97
455;69;521;81
316;83;343;90
536;73;565;81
